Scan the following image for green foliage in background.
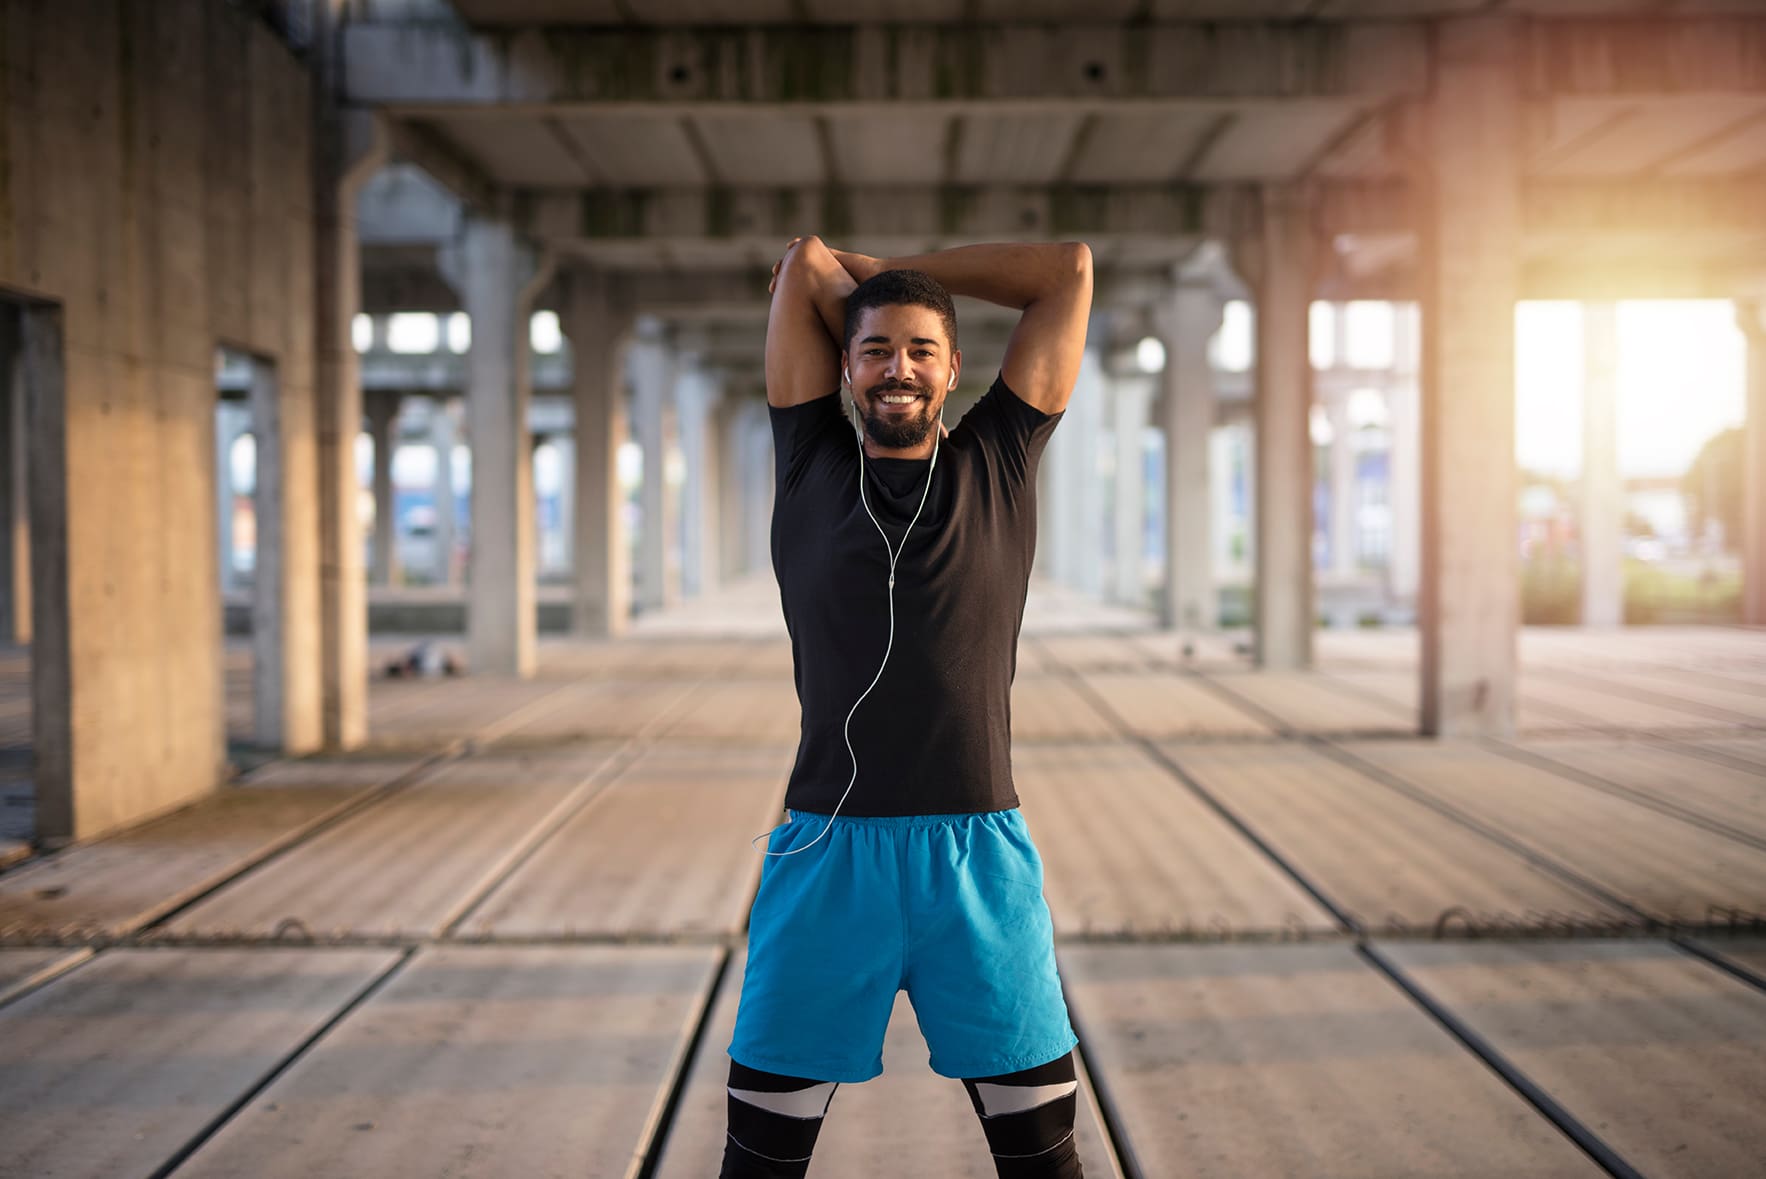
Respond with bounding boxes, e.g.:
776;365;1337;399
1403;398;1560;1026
1682;426;1744;547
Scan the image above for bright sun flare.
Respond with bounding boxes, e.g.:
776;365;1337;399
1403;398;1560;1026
1515;300;1748;480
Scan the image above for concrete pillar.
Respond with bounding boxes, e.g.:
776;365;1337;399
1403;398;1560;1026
366;391;401;587
0;316;11;644
313;112;386;749
1239;186;1317;668
1046;346;1107;595
429;396;458;587
5;356;27;645
0;319;27;643
440;217;552;677
1037;416;1069;585
715;395;747;583
1154;286;1225;632
1076;351;1108;598
551;433;575;579
1328;397;1357;580
1740;300;1766;626
247;358;317;752
743;404;773;579
1580;303;1623;628
1419;16;1522;736
21;306;72;842
677;364;723;599
215;402;250;598
1111;376;1154;607
0;315;24;645
560;273;635;636
630;330;679;613
1388;306;1422;607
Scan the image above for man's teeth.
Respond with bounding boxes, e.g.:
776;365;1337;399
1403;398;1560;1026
880;394;917;404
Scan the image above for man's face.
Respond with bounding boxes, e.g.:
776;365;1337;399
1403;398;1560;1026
845;303;960;452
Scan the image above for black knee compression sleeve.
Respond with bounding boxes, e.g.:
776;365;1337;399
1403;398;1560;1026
720;1061;839;1179
962;1053;1084;1178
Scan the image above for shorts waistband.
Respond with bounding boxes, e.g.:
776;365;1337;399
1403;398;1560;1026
785;807;1019;829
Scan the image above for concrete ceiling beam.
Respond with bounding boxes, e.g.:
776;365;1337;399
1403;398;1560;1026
342;21;1428;109
343;18;1766;114
1526;18;1766;98
513;181;1407;244
378;113;500;213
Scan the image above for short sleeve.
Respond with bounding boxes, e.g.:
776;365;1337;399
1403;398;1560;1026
768;391;848;492
950;373;1064;489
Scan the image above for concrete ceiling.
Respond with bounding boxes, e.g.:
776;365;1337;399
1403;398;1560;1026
445;1;1766;24
347;4;1766;312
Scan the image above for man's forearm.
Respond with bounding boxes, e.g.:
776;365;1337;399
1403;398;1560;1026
835;242;1090;312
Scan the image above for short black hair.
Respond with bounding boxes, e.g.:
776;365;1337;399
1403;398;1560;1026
843;269;958;352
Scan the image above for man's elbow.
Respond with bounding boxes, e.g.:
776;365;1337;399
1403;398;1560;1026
1062;241;1094;285
778;235;831;283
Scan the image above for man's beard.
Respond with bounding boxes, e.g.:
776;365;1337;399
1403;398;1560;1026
861;383;937;449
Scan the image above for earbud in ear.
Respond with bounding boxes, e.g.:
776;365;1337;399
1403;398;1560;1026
948;372;957;390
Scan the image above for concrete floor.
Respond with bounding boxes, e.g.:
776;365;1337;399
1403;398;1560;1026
2;579;1765;1177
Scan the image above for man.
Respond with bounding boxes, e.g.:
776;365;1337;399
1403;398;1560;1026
724;235;1093;1179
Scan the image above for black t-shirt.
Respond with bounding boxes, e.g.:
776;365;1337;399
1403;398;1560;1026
770;373;1062;816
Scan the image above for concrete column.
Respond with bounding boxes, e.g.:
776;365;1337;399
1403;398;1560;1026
1037;412;1071;584
6;357;27;644
1328;397;1357;580
1388;305;1422;606
630;330;678;614
1580;302;1622;628
1077;351;1108;598
677;365;723;599
215;402;250;598
429;397;458;587
22;306;72;842
1240;186;1317;668
366;391;401;587
0;319;27;644
743;403;773;578
1049;347;1107;595
1740;300;1766;626
560;273;634;637
248;358;314;751
1420;16;1522;736
313;112;386;748
1154;286;1225;631
441;218;551;677
715;395;746;583
1111;376;1154;607
552;434;575;579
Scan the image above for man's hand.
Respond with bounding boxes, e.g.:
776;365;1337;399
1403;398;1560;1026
828;248;884;287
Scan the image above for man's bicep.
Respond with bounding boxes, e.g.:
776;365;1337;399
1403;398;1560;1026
766;239;853;409
999;243;1093;415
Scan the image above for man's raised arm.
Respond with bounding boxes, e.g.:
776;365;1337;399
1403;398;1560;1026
832;242;1093;415
765;235;857;410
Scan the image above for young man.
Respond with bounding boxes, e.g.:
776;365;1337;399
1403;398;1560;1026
724;236;1093;1179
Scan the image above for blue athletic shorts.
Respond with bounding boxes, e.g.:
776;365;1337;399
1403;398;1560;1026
728;807;1077;1084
